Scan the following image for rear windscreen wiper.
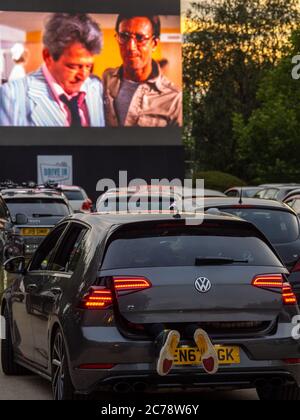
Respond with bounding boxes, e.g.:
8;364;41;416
195;257;249;265
32;214;63;217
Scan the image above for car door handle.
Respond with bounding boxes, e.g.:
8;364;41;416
27;284;38;293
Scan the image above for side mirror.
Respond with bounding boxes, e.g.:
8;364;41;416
4;256;26;274
15;213;28;225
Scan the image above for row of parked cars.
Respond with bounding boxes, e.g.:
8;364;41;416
0;181;92;263
225;183;300;215
95;184;300;282
2;182;300;400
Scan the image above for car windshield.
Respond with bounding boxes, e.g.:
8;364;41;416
5;198;70;218
97;196;175;212
62;190;85;201
218;208;299;244
102;225;281;269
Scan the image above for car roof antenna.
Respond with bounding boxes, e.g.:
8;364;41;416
239;187;243;205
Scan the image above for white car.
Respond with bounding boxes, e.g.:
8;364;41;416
96;186;181;213
55;185;92;213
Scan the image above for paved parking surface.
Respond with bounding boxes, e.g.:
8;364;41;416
0;361;258;400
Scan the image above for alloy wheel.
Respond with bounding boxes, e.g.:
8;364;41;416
52;331;65;400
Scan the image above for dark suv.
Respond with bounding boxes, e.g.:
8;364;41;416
1;188;73;258
0;195;11;260
0;195;24;261
2;212;300;400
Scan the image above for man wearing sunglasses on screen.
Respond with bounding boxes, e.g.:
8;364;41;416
103;15;182;127
0;13;105;127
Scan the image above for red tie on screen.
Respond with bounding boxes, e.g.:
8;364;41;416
60;94;83;127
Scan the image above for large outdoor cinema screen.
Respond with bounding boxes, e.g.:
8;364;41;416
0;0;182;145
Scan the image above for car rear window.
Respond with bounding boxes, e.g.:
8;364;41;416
5;198;70;218
216;208;299;244
97;196;175;212
63;190;85;201
102;224;281;269
244;189;261;198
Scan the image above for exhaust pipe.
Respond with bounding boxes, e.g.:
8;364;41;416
254;379;268;388
270;377;284;387
132;382;147;393
254;378;284;388
113;382;132;393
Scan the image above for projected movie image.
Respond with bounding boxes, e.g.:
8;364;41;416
0;12;182;128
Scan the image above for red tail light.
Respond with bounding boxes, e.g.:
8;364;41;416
80;277;151;310
282;283;297;305
252;274;283;288
81;198;93;212
252;274;297;306
80;287;112;310
282;359;300;364
113;276;152;293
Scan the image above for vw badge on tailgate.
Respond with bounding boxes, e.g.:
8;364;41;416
195;277;211;293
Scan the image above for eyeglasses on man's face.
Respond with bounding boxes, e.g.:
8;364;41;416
116;31;155;46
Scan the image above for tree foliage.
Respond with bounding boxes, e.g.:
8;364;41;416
193;170;246;190
183;0;299;177
233;30;300;183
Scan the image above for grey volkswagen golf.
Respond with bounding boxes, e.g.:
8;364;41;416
1;212;300;400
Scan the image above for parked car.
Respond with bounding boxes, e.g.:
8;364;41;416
283;189;300;202
54;184;92;213
1;188;73;258
282;192;300;301
285;197;300;217
259;183;300;188
0;194;25;261
193;188;226;197
284;193;300;216
96;186;181;213
1;212;300;400
199;197;300;271
255;186;300;202
159;188;225;212
224;186;263;198
36;182;92;213
176;188;226;209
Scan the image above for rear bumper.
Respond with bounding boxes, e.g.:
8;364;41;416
72;364;300;395
74;369;300;395
68;322;300;393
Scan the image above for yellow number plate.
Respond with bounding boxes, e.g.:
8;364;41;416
21;228;50;236
174;345;240;366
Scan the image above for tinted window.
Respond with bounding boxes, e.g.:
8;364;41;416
29;223;67;271
255;189;267;198
217;208;299;244
98;196;175;212
289;199;300;214
49;224;88;273
244;189;260;198
0;197;8;219
63;190;85;201
5;198;70;218
102;225;280;269
264;189;278;199
226;190;238;197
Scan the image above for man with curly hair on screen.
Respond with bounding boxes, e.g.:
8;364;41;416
0;13;105;127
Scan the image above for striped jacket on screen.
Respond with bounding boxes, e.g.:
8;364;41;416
0;67;105;127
